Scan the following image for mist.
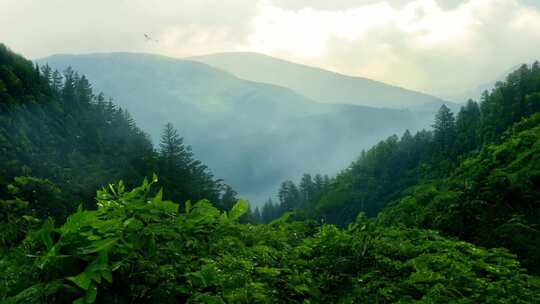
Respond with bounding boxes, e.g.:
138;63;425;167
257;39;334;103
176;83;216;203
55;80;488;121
2;0;540;95
3;0;540;302
37;52;448;206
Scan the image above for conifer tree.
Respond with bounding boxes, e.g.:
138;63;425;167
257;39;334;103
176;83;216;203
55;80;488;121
299;174;314;207
432;104;456;157
456;100;481;154
219;184;238;211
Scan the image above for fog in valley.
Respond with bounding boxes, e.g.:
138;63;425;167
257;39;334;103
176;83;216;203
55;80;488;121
2;1;540;302
37;52;451;205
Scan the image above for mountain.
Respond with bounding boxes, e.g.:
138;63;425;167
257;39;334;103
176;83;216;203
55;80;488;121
191;52;449;109
38;53;435;204
0;44;223;222
3;45;540;304
262;60;540;273
444;63;533;102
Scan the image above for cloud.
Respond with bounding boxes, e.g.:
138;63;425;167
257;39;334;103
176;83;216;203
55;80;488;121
243;0;540;94
245;1;396;57
1;0;539;95
0;0;255;57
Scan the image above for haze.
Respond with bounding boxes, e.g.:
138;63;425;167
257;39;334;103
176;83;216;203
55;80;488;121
1;0;540;95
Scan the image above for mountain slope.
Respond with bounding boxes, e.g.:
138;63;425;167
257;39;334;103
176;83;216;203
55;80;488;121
191;52;448;109
38;53;332;140
38;53;435;204
445;64;524;102
380;112;540;273
262;60;540;273
0;44;223;222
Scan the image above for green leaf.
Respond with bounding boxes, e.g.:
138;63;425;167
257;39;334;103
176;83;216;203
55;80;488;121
152;188;163;203
79;238;119;255
68;272;92;290
185;200;191;214
229;200;248;221
270;212;293;226
84;284;97;303
149;200;178;214
73;298;85;304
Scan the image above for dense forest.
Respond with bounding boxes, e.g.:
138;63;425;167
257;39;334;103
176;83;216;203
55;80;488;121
263;62;540;273
1;43;540;303
0;44;239;222
38;52;438;205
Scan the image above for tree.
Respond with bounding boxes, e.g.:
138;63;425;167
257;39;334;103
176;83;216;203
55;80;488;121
76;75;93;106
157;123;222;204
250;207;262;224
261;198;279;223
278;181;300;211
432;104;456;157
159;123;191;173
299;174;314;207
40;64;52;85
8;176;65;221
62;67;78;108
158;123;193;202
51;69;63;93
455;100;481;154
219;185;238;211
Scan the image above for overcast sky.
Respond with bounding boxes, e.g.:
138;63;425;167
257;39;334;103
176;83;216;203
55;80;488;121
1;0;539;95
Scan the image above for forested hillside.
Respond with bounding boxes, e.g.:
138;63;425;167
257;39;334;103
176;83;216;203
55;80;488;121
263;62;540;274
3;178;540;303
38;53;435;203
0;44;234;222
380;112;540;273
1;43;540;303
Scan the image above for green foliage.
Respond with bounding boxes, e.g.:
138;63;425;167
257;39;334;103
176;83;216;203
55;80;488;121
0;43;228;223
1;179;539;303
1;44;540;303
8;176;65;221
281;61;540;228
381;113;540;273
432;104;456;157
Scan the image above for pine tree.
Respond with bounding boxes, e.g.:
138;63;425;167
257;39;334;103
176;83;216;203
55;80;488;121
76;75;93;106
261;198;278;223
299;174;314;207
51;69;63;93
432;104;456;157
40;64;52;86
455;100;481;154
158;123;193;202
278;181;300;211
219;185;238;211
251;207;262;224
159;123;191;173
156;122;221;203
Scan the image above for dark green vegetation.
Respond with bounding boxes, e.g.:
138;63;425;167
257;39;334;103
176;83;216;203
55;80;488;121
0;44;234;222
264;62;540;275
1;43;540;302
380;113;540;273
38;53;442;203
3;178;540;303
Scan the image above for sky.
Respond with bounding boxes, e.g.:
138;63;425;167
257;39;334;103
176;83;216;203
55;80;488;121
1;0;540;96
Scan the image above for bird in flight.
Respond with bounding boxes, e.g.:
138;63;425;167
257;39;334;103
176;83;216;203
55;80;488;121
144;33;158;43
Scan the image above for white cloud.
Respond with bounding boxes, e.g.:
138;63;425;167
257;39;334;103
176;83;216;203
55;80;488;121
1;0;539;95
246;1;395;57
243;0;540;94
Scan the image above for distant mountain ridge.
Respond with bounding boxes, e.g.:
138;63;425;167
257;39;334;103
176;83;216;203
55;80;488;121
37;52;436;204
444;62;538;102
191;52;449;109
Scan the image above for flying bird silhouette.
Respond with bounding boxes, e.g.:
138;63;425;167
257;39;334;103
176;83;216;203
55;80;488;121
144;33;158;43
